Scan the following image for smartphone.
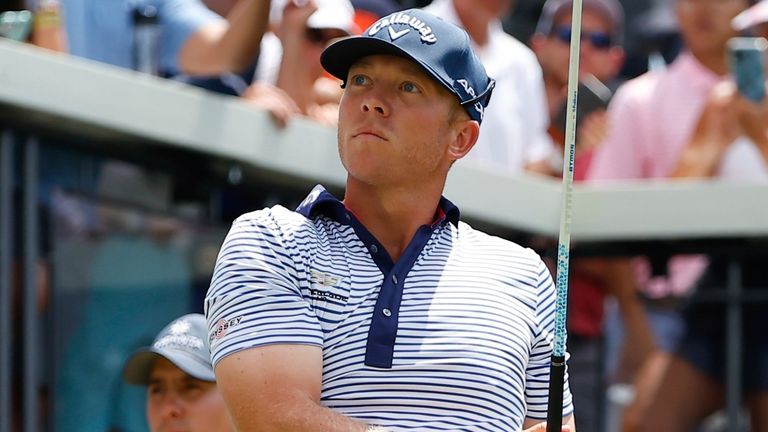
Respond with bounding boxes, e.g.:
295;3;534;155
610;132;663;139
728;37;768;103
552;74;612;139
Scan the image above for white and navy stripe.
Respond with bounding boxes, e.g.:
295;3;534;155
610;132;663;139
205;185;572;431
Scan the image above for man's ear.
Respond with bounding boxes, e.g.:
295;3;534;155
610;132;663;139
448;119;481;160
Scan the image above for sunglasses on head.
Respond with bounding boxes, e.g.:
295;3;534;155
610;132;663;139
552;26;613;49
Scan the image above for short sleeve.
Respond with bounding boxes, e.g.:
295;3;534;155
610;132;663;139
524;257;574;421
205;209;322;367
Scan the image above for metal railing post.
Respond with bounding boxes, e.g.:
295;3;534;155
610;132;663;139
22;136;39;432
725;260;743;431
0;129;15;432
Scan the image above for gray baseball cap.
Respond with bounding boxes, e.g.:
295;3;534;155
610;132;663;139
122;313;215;385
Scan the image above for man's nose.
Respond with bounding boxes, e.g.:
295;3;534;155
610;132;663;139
361;92;390;117
159;392;184;419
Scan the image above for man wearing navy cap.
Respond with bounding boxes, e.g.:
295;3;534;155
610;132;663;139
123;313;234;432
206;9;574;432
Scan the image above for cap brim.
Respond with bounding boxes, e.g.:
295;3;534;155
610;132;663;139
122;348;215;385
321;36;451;91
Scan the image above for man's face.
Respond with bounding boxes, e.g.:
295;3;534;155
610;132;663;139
532;7;624;84
146;358;232;432
337;55;464;187
675;0;750;57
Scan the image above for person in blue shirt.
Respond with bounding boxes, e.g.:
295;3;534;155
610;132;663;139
60;0;270;77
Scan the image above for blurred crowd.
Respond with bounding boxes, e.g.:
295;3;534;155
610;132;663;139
3;0;768;431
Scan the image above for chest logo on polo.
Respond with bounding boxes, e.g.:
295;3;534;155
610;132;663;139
309;269;349;302
368;12;438;44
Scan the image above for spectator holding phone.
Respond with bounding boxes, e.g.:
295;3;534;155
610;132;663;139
585;0;768;430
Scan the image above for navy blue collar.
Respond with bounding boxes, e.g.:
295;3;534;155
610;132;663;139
295;184;460;368
295;185;460;227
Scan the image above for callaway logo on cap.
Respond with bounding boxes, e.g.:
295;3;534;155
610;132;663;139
320;9;495;123
367;11;438;43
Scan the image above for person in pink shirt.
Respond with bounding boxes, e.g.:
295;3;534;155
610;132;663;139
587;0;768;430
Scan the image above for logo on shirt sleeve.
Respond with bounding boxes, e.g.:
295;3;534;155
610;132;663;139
211;316;243;342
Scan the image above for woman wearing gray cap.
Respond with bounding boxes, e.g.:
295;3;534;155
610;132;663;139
123;313;233;432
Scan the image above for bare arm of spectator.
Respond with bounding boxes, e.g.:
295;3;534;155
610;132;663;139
603;259;656;383
178;0;271;75
670;83;740;178
274;0;319;114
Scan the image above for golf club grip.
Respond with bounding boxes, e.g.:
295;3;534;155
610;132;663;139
546;355;566;432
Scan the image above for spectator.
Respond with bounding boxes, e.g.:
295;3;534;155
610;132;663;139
251;0;357;126
423;0;555;175
531;0;625;143
205;9;574;431
585;0;767;430
1;0;66;51
122;313;234;432
60;0;270;77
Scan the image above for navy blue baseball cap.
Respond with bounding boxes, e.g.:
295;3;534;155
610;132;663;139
321;9;495;123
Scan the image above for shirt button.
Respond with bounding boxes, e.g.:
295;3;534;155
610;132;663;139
382;308;392;317
392;275;398;284
370;244;378;254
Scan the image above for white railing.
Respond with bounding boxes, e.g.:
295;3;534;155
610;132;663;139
2;37;768;241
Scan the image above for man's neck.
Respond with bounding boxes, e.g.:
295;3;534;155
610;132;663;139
453;0;492;47
343;180;445;262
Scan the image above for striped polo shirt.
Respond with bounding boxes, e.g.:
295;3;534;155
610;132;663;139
206;185;572;431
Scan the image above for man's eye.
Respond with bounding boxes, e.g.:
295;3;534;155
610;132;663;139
183;383;202;393
351;75;368;86
402;82;419;93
